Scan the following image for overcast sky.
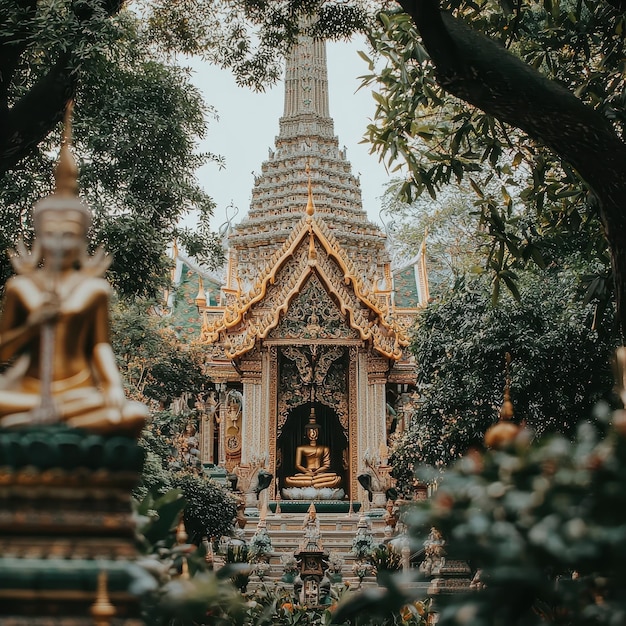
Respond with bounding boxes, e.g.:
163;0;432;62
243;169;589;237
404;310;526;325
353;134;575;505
185;35;396;232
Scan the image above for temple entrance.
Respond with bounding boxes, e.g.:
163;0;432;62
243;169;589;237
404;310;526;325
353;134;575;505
277;402;348;500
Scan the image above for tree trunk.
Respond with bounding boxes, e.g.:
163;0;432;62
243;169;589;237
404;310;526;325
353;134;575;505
0;56;76;175
0;0;125;176
395;0;626;340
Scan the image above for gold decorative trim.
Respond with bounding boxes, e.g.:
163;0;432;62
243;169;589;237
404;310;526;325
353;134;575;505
268;345;278;499
348;346;358;501
200;214;409;361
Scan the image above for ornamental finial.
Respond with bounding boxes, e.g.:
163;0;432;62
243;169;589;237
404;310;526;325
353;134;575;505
484;352;520;448
305;159;315;217
54;101;79;198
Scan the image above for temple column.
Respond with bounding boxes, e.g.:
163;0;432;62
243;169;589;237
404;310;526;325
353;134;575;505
200;412;212;464
367;356;390;459
367;382;387;458
356;349;369;503
241;379;263;464
217;387;228;466
260;349;271;458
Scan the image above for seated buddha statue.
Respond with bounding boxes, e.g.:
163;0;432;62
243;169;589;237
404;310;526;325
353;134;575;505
283;409;342;489
0;107;148;435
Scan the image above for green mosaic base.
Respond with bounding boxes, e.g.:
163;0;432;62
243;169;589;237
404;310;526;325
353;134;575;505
0;424;144;472
268;501;361;513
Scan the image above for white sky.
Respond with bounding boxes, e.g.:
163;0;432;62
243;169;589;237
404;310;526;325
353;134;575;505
185;35;396;231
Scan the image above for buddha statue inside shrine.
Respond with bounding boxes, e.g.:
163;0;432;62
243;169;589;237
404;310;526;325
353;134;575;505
0;105;148;435
283;408;341;489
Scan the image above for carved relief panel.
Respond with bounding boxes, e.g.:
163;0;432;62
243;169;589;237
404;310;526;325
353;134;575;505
276;345;348;435
268;273;359;341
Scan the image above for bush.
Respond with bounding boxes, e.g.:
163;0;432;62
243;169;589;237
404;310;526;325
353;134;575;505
172;473;237;543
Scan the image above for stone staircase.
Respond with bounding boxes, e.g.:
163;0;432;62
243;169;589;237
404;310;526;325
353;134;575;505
236;505;396;591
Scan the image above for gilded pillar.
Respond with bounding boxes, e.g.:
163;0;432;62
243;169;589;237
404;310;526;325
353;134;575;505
356;349;369;502
241;380;262;464
268;346;279;498
217;388;228;466
367;355;390;458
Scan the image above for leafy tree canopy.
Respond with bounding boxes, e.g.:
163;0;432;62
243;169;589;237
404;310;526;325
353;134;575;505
381;178;492;289
360;0;626;336
5;0;626;323
337;403;626;625
390;263;618;492
1;1;223;297
110;299;210;407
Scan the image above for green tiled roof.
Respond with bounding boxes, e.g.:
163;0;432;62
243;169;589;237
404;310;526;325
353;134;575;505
393;265;421;308
169;263;221;341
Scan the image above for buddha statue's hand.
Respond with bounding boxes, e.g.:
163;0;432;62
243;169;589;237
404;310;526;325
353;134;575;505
103;385;125;416
28;292;61;327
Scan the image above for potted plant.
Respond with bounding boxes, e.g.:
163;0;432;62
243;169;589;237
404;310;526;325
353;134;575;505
350;531;376;561
351;560;373;588
279;553;298;583
248;526;273;562
226;541;250;592
327;551;344;583
254;560;271;581
369;543;402;585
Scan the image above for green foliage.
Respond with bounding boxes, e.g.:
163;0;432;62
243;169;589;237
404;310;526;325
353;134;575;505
135;487;187;550
338;404;626;625
369;544;402;574
248;527;274;562
351;532;377;560
361;5;618;307
134;487;248;626
172;473;238;544
400;405;626;625
110;300;210;406
381;178;487;287
136;414;237;545
146;0;373;89
0;1;222;297
391;266;618;490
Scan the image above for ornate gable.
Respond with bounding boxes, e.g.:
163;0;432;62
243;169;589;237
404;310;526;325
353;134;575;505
200;213;409;360
268;274;359;341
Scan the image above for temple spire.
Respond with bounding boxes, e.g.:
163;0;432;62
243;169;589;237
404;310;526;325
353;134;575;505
279;17;333;140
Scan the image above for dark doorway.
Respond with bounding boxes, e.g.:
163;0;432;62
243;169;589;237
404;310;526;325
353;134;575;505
277;402;348;498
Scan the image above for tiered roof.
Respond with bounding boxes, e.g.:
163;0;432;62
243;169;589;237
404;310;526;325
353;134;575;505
201;207;408;360
225;25;389;296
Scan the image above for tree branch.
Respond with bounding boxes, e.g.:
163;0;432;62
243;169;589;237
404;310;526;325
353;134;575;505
0;0;126;175
396;0;626;188
395;0;626;337
0;55;76;175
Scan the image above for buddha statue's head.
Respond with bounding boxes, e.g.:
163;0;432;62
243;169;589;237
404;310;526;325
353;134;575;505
30;103;92;269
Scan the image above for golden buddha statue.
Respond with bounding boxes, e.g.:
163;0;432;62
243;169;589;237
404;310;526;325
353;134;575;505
283;408;341;489
0;105;148;435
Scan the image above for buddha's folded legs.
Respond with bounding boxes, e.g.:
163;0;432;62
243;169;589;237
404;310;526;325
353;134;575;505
284;472;342;488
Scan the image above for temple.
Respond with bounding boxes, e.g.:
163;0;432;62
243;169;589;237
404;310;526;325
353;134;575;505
186;23;427;506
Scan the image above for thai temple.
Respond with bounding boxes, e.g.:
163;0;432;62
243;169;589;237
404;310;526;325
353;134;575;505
171;22;429;508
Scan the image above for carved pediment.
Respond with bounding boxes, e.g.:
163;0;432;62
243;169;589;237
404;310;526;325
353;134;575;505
268;274;359;341
201;214;409;360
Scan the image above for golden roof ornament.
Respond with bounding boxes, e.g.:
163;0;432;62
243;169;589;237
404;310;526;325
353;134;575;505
176;516;188;545
32;101;92;232
484;352;521;448
90;571;116;626
55;100;79;197
305;159;315;217
195;275;207;308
